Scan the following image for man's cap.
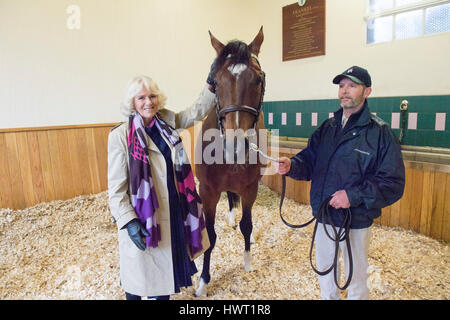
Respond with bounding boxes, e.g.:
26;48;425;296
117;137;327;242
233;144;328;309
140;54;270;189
333;66;372;87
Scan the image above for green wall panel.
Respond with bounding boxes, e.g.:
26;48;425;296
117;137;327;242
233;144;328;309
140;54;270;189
263;95;450;148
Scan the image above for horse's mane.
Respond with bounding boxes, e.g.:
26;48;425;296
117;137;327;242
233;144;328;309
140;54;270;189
213;40;250;76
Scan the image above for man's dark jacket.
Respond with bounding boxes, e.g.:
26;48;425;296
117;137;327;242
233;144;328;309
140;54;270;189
287;101;405;229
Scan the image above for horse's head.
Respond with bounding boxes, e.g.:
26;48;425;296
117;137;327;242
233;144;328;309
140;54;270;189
209;27;265;162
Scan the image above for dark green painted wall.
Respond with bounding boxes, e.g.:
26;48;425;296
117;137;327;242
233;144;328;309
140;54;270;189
263;95;450;148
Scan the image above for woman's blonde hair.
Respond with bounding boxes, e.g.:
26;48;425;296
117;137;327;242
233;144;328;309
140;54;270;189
121;75;167;117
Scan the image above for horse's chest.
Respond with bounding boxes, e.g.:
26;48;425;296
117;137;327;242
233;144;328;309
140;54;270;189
221;166;259;186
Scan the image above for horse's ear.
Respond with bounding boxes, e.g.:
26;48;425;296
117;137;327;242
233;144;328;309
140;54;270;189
209;31;224;55
249;26;264;56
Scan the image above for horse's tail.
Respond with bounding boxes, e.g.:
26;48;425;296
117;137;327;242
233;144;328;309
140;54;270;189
226;191;240;211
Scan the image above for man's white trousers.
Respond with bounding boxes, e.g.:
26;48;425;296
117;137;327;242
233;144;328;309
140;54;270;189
314;222;372;300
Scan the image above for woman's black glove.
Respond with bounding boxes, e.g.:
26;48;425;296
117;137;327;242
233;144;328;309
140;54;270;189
125;218;150;251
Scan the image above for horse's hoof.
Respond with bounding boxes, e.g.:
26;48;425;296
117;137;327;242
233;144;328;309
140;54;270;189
243;251;253;272
245;265;254;272
195;278;208;297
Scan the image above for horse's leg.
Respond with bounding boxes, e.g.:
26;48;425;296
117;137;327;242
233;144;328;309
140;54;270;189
239;182;258;272
195;184;220;297
227;191;255;243
226;191;239;229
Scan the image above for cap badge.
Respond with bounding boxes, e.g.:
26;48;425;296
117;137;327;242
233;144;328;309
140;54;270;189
347;68;353;73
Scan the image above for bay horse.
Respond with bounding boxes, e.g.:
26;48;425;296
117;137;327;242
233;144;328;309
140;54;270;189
195;27;266;297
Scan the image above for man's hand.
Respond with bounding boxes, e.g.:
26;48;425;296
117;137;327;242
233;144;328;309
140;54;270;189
329;190;350;209
276;157;291;175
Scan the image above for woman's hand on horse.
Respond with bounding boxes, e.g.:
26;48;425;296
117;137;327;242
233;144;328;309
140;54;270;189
206;57;217;92
276;157;291;175
206;83;215;93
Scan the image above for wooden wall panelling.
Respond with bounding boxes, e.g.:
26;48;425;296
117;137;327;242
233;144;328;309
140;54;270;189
274;172;283;196
0;124;116;210
267;174;277;193
58;129;76;200
285;169;295;200
420;170;434;237
384;206;391;226
16;132;36;207
85;128;102;194
96;127;110;191
67;128;84;197
36;130;56;202
0;133;13;209
303;181;310;204
5;133;26;209
443;173;450;242
293;180;305;204
384;205;392;226
292;179;302;204
103;127;113;187
26;131;46;205
399;168;412;230
389;196;401;227
75;128;94;195
376;206;387;227
261;175;270;190
283;153;293;200
409;168;424;233
47;130;66;202
430;171;446;240
305;180;311;205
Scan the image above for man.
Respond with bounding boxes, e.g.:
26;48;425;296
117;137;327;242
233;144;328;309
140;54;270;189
277;66;405;299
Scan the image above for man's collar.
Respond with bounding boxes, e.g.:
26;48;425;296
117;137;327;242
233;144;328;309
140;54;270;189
334;100;370;128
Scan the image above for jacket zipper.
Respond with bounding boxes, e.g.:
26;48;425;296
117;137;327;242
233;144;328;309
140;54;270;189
319;124;361;203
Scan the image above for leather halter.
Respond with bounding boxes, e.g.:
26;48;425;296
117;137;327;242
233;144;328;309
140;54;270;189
215;53;266;136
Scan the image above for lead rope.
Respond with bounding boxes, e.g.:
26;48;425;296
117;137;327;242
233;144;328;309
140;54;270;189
280;175;353;290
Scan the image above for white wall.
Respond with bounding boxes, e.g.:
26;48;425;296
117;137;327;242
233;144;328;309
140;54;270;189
259;0;450;101
1;0;449;129
0;0;262;128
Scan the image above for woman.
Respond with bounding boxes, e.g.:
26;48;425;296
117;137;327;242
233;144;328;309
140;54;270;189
108;75;215;300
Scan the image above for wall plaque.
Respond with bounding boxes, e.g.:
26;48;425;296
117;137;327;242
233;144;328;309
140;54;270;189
282;0;326;61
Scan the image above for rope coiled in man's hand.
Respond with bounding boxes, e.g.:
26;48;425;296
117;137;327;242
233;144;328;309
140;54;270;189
280;175;353;290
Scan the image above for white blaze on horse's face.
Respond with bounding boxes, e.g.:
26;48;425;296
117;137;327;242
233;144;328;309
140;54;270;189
227;63;248;129
227;63;248;80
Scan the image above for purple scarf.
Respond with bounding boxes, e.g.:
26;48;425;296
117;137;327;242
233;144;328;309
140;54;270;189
128;113;206;256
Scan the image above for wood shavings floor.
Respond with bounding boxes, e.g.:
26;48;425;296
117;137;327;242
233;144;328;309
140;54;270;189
0;183;448;300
